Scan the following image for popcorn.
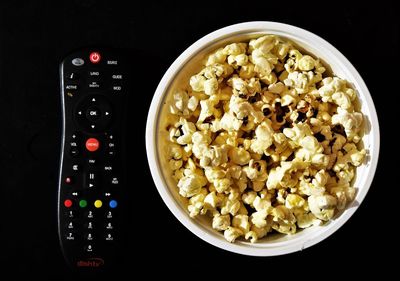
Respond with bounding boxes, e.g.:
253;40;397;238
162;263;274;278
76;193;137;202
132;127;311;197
285;194;306;209
212;214;231;231
206;48;227;66
220;112;243;131
331;107;363;142
251;209;269;228
245;224;270;243
250;121;274;154
204;191;221;209
229;147;251;165
163;34;366;243
296;212;321;228
177;173;207;198
232;214;250;233
243;160;268;181
190;75;206;92
333;143;366;172
298;55;315;71
242;191;257;206
284;71;311;94
224;227;244;243
169;90;190;116
168;159;182;171
271;205;297;234
308;194;337;221
174;118;197;145
221;199;241;216
188;190;207;217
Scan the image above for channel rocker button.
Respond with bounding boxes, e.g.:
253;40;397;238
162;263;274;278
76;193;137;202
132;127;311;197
89;52;101;64
86;138;100;152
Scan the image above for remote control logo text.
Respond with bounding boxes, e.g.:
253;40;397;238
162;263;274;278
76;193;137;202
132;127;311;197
77;258;104;268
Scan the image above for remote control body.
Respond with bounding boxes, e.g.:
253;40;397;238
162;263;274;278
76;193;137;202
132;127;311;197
58;49;127;271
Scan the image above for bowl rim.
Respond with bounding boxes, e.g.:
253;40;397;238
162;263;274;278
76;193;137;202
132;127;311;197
145;21;380;256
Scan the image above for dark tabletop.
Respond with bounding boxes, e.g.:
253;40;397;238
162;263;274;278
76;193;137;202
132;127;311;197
0;0;397;279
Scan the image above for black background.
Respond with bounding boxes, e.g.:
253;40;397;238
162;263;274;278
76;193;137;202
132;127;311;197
0;0;397;279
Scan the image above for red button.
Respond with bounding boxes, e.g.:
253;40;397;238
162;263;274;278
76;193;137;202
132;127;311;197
90;52;101;64
65;177;72;184
64;199;73;208
86;138;100;152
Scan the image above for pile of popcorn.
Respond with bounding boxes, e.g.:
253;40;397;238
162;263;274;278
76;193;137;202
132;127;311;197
164;35;366;243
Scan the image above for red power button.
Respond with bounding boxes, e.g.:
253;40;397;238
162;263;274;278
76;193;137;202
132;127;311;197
90;52;101;64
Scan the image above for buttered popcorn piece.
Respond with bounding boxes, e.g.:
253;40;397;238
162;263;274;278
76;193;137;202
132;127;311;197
164;34;366;243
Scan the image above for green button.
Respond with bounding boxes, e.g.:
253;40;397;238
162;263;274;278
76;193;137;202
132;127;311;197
79;200;88;208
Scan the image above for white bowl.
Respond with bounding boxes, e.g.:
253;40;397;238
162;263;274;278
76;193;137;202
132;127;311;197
145;21;380;256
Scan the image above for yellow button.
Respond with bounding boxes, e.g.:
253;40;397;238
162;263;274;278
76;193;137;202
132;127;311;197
94;200;102;208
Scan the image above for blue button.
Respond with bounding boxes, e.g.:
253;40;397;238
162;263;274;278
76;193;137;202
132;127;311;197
109;200;118;208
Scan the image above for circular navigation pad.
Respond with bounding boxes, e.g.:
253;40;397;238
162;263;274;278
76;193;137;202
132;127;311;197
75;95;112;132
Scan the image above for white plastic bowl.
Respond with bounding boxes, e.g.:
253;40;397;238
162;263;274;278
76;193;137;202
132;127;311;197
146;21;380;256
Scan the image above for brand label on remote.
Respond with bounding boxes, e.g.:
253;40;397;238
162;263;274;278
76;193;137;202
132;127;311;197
77;258;104;268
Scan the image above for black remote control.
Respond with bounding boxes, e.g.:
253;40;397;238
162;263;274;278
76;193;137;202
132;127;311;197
58;49;127;271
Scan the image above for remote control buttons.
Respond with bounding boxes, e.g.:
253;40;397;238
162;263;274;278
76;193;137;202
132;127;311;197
65;177;72;184
86;138;100;152
89;71;100;78
86;172;97;189
88;81;100;89
64;199;73;208
94;200;103;208
67;210;75;218
111;74;123;80
105;134;116;156
68;73;79;80
111;84;123;93
86;210;94;219
105;233;114;241
86;233;94;241
66;232;75;241
86;106;101;121
86;221;94;230
88;158;97;166
69;133;80;157
75;95;112;132
72;164;79;172
110;176;120;185
90;52;101;64
65;84;78;90
109;200;118;209
70;148;79;157
67;222;74;229
106;59;118;65
85;244;94;252
79;200;88;208
72;58;84;66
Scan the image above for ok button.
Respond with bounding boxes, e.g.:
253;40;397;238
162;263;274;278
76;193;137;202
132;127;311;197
86;106;101;121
